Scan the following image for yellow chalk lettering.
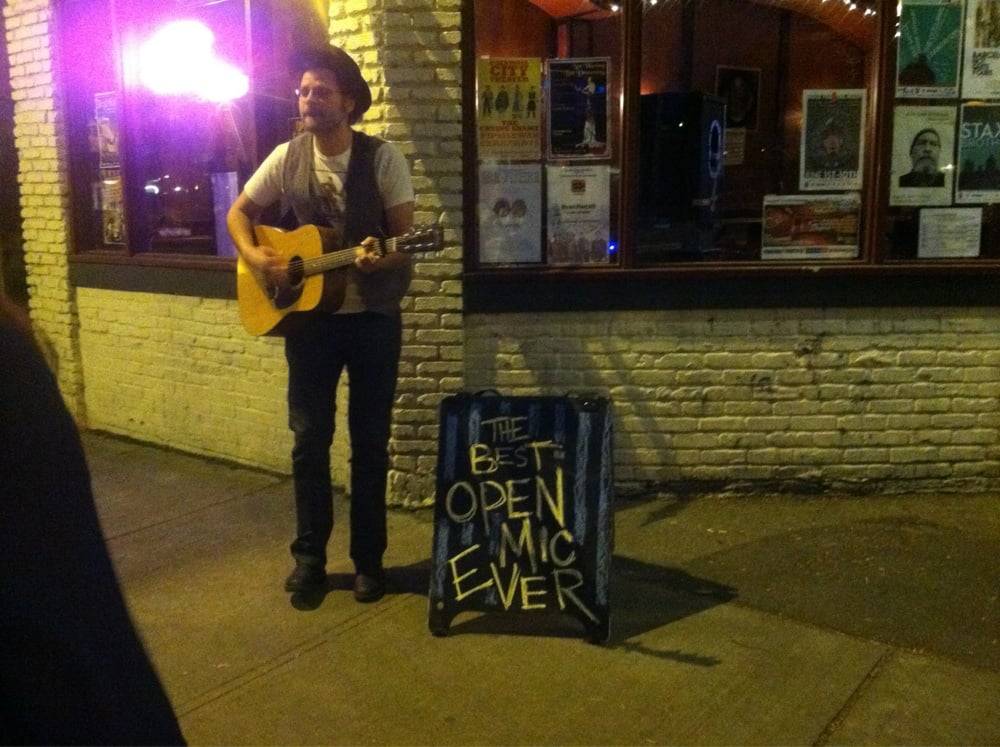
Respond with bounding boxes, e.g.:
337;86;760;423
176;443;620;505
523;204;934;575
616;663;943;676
549;528;576;567
538;524;550;564
552;568;599;623
444;481;476;523
526;440;555;470
520;575;548;610
489;561;521;610
448;544;492;601
505;478;532;520
499;517;538;572
478;480;507;531
469;443;497;475
535;467;565;528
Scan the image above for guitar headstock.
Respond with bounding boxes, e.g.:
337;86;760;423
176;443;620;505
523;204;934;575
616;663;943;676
379;215;444;255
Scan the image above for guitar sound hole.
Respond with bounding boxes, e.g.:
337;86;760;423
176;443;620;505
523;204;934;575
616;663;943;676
270;255;305;310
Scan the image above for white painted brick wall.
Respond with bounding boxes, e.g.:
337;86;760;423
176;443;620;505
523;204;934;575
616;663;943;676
464;308;1000;494
330;0;464;505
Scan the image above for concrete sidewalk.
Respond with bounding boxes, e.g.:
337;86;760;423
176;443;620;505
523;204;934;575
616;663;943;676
83;432;1000;746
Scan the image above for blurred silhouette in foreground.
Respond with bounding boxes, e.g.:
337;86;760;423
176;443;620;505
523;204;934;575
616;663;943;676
0;297;184;745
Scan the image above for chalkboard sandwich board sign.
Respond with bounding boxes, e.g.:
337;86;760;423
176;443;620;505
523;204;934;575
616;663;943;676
428;392;614;643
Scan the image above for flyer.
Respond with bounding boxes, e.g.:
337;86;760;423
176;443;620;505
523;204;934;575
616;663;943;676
716;66;760;131
962;0;1000;98
890;106;957;207
724;128;747;167
546;58;611;160
761;193;861;260
477;164;542;265
94;92;120;169
956;103;1000;203
99;171;126;245
477;57;542;160
546;165;611;265
800;90;866;191
897;0;963;98
918;208;982;257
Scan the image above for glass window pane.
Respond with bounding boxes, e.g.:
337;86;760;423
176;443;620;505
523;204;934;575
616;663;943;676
637;0;878;263
473;0;622;268
884;0;1000;261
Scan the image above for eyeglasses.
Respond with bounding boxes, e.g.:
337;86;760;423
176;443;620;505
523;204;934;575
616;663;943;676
295;85;337;101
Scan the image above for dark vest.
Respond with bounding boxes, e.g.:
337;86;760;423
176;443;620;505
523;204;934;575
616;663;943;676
281;130;411;315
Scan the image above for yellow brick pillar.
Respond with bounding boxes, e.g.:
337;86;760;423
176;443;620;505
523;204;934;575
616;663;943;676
327;0;465;505
4;0;85;420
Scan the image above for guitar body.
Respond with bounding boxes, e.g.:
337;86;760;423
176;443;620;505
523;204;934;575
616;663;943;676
237;224;345;336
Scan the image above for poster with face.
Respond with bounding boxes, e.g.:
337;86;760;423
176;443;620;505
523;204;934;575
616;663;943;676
962;0;1000;98
800;90;866;191
897;0;963;99
94;92;120;169
716;66;760;131
956;103;1000;203
546;58;611;160
478;164;543;265
890;106;957;206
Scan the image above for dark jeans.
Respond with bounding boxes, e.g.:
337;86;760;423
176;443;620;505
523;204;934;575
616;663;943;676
284;311;402;573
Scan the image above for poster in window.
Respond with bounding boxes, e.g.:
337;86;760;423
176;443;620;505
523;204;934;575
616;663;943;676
962;0;1000;98
890;106;956;206
897;0;963;99
918;208;982;257
546;58;611;160
476;58;542;160
478;164;542;265
715;66;760;131
546;165;611;266
94;92;120;169
99;171;126;245
956;103;1000;203
761;193;861;261
800;90;866;191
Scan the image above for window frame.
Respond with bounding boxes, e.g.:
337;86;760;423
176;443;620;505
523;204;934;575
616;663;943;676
460;0;1000;311
57;0;270;282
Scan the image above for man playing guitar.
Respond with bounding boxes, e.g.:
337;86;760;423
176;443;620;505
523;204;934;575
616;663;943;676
227;44;415;603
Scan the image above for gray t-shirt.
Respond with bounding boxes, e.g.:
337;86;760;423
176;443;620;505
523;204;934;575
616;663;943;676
244;137;414;313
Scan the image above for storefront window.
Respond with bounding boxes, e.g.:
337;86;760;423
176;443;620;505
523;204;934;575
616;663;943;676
883;0;1000;261
472;0;622;268
468;0;1000;275
59;0;292;259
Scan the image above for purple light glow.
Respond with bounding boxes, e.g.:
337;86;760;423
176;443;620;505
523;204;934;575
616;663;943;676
136;20;248;102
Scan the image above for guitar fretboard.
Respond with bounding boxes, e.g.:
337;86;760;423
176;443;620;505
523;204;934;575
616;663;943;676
299;237;402;277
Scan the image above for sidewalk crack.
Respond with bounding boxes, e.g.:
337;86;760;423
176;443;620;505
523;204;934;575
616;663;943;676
813;647;895;746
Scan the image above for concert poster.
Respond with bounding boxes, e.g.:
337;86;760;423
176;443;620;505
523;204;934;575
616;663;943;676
800;90;866;192
761;193;861;261
896;0;963;99
546;57;611;160
956;103;1000;203
477;164;542;265
99;171;126;246
716;66;760;131
546;165;611;266
890;106;957;207
94;92;120;169
476;57;542;160
962;0;1000;98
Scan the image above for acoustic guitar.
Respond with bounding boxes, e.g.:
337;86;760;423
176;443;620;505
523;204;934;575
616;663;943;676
237;222;442;336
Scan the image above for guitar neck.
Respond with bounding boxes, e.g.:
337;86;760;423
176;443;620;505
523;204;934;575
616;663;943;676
299;237;405;277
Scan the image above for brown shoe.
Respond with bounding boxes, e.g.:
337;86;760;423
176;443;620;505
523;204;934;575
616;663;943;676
353;570;385;603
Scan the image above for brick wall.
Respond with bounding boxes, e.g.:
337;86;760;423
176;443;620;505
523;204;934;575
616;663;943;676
465;308;1000;495
330;0;465;505
4;0;84;418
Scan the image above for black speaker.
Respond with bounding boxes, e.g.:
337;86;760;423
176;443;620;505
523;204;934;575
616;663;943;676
637;92;725;260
